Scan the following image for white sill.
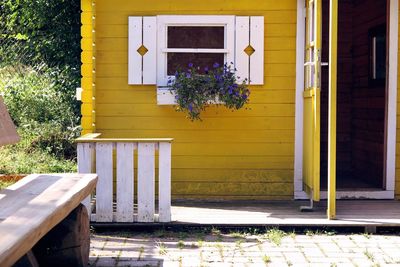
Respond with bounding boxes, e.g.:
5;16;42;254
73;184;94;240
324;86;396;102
157;87;176;105
157;87;223;105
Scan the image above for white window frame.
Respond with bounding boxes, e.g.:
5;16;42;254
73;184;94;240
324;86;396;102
156;15;235;88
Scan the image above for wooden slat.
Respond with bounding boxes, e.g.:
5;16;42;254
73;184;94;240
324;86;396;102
116;143;135;222
77;143;95;213
138;143;155;222
142;17;157;84
235;16;250;83
128;17;142;85
250;16;264;85
0;174;97;267
158;142;171;222
95;143;114;222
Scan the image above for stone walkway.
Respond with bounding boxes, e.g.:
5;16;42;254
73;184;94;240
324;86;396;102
89;229;400;267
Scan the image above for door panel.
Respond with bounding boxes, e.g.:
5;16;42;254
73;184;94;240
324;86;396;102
303;0;322;201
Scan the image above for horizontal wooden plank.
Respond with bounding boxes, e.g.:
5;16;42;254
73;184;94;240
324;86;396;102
95;0;296;12
96;23;296;38
95;103;295;117
96;116;295;130
171;168;293;183
98;129;295;143
95;10;297;25
170;182;293;196
170;155;293;169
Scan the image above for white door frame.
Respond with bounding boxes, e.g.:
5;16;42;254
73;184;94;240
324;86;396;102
294;0;398;199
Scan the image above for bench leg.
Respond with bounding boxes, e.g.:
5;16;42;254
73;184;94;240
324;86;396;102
32;204;90;267
13;250;39;267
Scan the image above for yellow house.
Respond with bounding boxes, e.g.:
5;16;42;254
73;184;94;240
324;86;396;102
80;0;400;220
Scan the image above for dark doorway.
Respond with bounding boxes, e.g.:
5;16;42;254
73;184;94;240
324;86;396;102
320;0;388;190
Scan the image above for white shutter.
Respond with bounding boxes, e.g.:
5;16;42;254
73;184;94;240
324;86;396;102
235;17;250;84
249;16;264;85
235;16;264;85
128;17;142;85
128;16;157;85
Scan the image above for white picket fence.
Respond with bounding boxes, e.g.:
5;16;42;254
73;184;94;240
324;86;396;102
76;133;173;223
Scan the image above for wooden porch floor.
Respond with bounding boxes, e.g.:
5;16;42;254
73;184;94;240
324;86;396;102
170;200;400;228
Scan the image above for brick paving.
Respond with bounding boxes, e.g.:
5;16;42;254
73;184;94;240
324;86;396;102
89;230;400;267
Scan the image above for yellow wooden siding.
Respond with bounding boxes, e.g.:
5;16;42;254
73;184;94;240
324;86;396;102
88;0;297;199
81;0;96;134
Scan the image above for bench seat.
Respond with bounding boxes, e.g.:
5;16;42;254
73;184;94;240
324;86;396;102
0;173;97;267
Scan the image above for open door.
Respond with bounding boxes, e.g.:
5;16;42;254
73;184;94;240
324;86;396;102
303;0;322;203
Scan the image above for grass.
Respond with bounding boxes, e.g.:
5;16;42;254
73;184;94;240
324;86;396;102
156;242;168;255
0;145;76;175
262;255;271;265
265;228;286;246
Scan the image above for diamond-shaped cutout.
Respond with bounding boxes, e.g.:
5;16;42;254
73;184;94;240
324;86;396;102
244;45;255;56
137;45;148;56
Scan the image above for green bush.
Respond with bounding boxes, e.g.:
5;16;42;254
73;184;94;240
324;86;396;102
0;66;80;161
0;66;78;127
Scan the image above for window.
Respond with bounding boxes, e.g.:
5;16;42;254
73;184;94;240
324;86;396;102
157;15;235;87
128;15;264;104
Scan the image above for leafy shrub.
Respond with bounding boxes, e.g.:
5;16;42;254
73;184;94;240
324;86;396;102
169;63;250;120
0;66;80;160
0;66;78;127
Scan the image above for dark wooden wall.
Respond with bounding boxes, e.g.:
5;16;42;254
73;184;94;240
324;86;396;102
351;0;386;188
320;0;386;188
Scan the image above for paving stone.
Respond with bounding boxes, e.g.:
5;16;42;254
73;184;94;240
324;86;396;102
90;233;400;267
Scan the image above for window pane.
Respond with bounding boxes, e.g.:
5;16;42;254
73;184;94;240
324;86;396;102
167;53;224;75
168;26;225;49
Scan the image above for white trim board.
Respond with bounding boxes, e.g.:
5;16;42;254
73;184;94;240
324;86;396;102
294;0;398;199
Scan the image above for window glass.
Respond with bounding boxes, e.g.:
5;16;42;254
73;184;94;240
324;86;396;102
167;26;225;49
167;53;224;75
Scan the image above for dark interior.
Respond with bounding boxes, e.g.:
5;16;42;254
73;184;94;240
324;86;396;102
320;0;387;190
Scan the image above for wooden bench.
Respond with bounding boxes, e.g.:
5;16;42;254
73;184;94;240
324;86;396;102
0;173;97;267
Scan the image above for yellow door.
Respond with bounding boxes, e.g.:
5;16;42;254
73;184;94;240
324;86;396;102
303;0;322;201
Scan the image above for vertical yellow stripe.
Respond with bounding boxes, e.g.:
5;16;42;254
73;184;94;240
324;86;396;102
328;0;338;220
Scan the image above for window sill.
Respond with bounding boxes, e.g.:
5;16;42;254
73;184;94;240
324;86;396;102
156;87;223;106
157;88;176;105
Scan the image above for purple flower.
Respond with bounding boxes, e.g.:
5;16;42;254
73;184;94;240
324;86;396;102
204;67;209;73
186;73;191;78
188;104;193;112
188;63;194;68
174;71;179;77
228;88;233;95
175;95;179;100
213;62;220;68
242;94;248;100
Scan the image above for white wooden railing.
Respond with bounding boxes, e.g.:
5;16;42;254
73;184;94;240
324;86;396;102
76;133;173;223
